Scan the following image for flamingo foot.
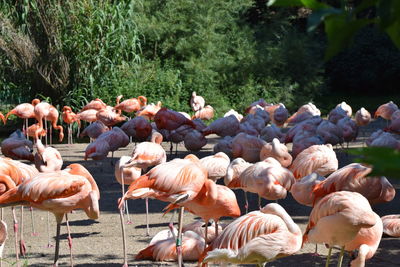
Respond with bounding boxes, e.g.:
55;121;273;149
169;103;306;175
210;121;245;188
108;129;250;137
310;252;320;257
125;220;133;225
46;243;54;248
20;240;27;256
31;232;39;236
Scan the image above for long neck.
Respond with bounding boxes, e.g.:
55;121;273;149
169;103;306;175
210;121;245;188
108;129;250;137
276;210;301;235
35;138;46;154
194;180;218;206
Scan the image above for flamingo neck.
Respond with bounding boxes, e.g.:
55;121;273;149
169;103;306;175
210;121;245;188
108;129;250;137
194;180;218;206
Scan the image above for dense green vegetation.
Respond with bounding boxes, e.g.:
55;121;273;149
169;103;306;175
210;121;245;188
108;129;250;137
0;0;399;116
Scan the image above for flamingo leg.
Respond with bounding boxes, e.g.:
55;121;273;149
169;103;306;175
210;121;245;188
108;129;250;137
325;246;332;267
145;197;150;236
65;214;73;267
50;124;53;145
12;207;19;266
215;220;219;238
19;206;26;257
47;212;53;248
54;221;61;266
312;243;319;256
44;119;48;146
337;246;345;267
258;195;262;210
119;205;128;267
30;207;37;236
177;207;184;267
67;125;70;145
119;167;132;224
25;119;29;140
124;199;132;225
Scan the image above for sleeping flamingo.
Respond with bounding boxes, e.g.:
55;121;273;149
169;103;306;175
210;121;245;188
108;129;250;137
200;203;301;266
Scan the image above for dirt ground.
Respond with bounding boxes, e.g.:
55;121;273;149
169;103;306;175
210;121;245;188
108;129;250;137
1;118;400;266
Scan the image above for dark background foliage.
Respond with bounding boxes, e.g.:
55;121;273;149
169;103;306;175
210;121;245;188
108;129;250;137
0;0;399;116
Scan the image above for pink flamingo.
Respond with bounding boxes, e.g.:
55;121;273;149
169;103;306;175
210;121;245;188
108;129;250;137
260;124;285;143
375;101;398;121
200;203;302;266
80;98;107;111
336;101;352;117
164;183;241;245
120;116;152;142
155;108;196;131
192;105;215;120
136;101;162;121
190;92;205;112
34;138;63;173
1;130;34;161
0;164;100;266
344;212;382;267
80;121;110;140
312;163;396;205
118;155;208;266
76;109;98;123
135;229;205;261
303;191;379;267
96;106;127;127
227;157;295;208
202;115;240;137
84;127;129;161
289;144;338;179
355;107;371;127
231;133;267;163
184;130;207;151
199;152;230;182
259;138;292;167
114;95;147;114
5;99;40;138
62;106;80;144
34;101;63;144
381;215;400;237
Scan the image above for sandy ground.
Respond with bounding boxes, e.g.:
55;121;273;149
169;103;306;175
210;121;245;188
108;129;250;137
1;118;400;267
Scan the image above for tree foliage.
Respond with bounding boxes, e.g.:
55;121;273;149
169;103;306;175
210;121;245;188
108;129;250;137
268;0;400;60
0;0;325;114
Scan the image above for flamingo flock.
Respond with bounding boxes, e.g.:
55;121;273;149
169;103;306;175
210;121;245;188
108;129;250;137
0;94;398;267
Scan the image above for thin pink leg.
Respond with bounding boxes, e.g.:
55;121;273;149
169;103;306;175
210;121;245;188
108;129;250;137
30;207;38;236
65;214;73;266
145;197;150;236
12;207;20;267
119;203;128;267
19;206;26;256
47;212;53;248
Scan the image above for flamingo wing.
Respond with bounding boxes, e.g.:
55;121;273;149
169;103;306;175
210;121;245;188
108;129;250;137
0;174;86;205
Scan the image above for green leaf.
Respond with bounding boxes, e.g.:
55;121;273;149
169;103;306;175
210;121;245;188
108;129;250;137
349;147;400;178
307;7;342;32
385;21;400;48
324;15;372;60
267;0;328;9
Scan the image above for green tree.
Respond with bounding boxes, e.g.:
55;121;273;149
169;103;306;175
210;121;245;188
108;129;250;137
268;0;400;60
